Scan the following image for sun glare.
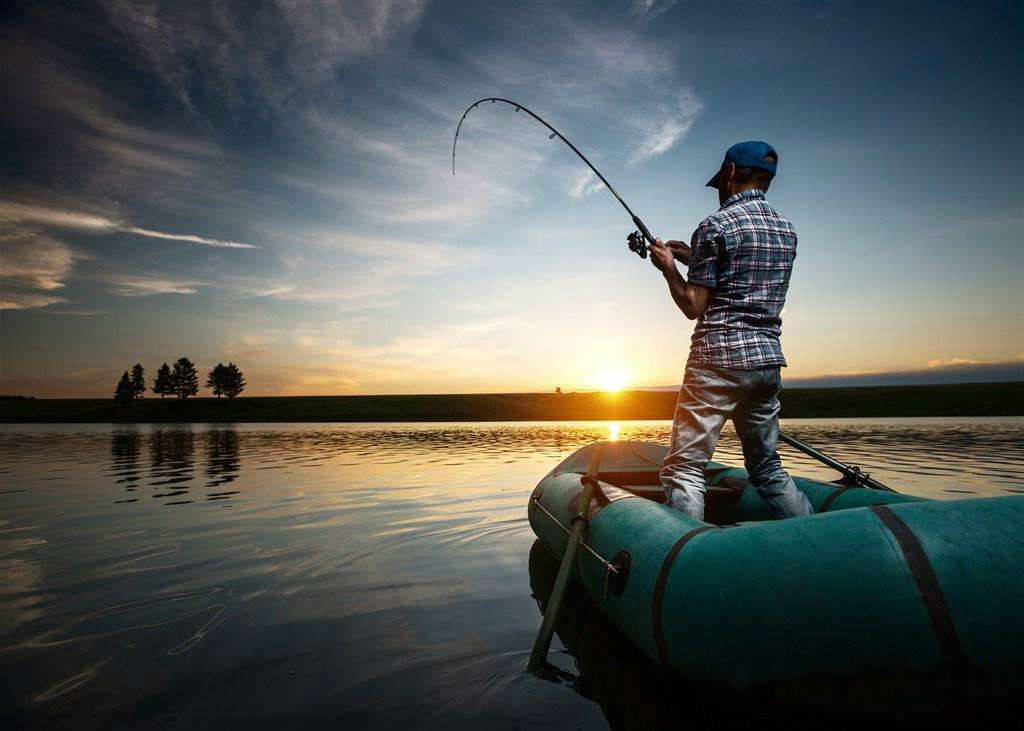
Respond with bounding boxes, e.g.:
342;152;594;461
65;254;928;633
593;369;631;393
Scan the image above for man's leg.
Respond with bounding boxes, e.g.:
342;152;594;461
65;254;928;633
732;368;813;518
660;365;737;520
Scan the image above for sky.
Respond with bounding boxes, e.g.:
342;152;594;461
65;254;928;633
1;0;1021;397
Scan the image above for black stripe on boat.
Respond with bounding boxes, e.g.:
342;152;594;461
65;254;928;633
652;526;716;664
871;505;968;673
817;487;849;513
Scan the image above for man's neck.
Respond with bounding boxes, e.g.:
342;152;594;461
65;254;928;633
719;184;764;206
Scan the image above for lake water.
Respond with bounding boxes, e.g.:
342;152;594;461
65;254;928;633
1;418;1021;729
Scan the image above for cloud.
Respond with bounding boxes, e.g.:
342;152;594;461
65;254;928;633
785;358;1024;388
242;315;535;395
0;292;69;311
277;4;704;230
105;275;201;297
0;202;258;249
632;0;680;19
105;0;428;113
927;357;986;368
0;229;85;310
120;226;255;249
629;90;705;164
217;229;468;309
569;169;606;199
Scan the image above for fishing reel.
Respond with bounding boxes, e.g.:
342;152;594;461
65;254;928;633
626;231;648;259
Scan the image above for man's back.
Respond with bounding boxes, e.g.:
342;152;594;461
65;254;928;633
686;188;796;370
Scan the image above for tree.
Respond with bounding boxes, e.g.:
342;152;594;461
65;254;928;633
555;387;562;395
131;363;146;399
114;371;134;405
153;363;172;398
171;357;199;399
206;363;227;398
222;362;246;398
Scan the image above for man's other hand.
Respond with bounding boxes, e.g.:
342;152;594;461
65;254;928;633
666;240;692;264
650;238;676;274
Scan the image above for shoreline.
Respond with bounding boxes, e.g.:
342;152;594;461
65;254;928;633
1;382;1020;423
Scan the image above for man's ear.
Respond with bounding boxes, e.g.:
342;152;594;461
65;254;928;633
721;162;736;183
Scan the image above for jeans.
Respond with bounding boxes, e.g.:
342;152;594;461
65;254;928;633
660;363;813;521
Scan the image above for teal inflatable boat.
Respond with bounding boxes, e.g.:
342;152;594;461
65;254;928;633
528;441;1024;697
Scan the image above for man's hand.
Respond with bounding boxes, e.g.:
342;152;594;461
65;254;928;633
665;240;692;264
649;238;676;274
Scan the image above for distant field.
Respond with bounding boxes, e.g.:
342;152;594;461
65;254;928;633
0;382;1021;423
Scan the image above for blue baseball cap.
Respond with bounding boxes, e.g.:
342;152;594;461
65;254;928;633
706;140;778;188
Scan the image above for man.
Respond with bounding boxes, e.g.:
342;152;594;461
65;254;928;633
647;140;812;521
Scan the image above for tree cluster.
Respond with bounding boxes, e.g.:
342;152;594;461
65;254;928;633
114;364;147;404
113;358;246;403
205;363;246;398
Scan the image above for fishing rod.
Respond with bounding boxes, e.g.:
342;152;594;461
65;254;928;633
453;97;655;258
452;97;894;494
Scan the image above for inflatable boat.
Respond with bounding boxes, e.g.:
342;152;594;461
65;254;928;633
528;440;1024;696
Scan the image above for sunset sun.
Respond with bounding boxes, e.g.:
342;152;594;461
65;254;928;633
592;369;631;393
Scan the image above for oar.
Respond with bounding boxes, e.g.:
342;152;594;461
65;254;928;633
527;444;604;673
778;432;894;492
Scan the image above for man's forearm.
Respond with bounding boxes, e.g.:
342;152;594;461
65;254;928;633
663;266;701;320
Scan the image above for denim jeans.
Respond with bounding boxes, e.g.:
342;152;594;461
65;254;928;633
660;363;813;520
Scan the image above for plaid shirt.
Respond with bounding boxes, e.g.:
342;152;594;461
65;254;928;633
686;189;795;369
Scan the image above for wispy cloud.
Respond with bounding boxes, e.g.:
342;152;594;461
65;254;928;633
569;169;606;199
0;202;258;249
106;0;428;113
0;229;85;310
631;0;680;19
927;357;987;368
105;275;201;297
629;90;704;164
218;229;468;308
120;226;255;249
0;292;69;311
42;309;109;316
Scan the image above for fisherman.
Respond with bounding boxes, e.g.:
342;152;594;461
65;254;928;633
647;141;813;520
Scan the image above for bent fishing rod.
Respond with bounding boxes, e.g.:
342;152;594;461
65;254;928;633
453;97;654;259
452;97;892;493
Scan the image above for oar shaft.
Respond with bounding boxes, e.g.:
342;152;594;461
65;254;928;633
778;431;894;492
527;445;603;673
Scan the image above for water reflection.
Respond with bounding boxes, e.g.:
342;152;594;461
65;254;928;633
148;427;195;503
205;428;240;496
109;429;141;496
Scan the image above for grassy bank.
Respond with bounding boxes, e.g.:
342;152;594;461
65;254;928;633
0;382;1020;423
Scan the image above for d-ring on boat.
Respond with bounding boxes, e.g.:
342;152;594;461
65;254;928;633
528;440;1024;700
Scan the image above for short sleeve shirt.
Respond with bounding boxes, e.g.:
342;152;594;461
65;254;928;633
686;189;796;369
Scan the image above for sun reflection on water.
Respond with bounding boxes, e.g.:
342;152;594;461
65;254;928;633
608;422;620;441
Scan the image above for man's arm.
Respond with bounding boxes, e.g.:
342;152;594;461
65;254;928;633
650;238;712;320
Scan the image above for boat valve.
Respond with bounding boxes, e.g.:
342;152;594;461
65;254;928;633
626;231;648;259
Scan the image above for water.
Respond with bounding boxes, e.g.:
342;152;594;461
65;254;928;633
1;418;1021;729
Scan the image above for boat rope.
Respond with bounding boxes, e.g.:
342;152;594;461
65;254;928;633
452;97;656;257
530;495;619;574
